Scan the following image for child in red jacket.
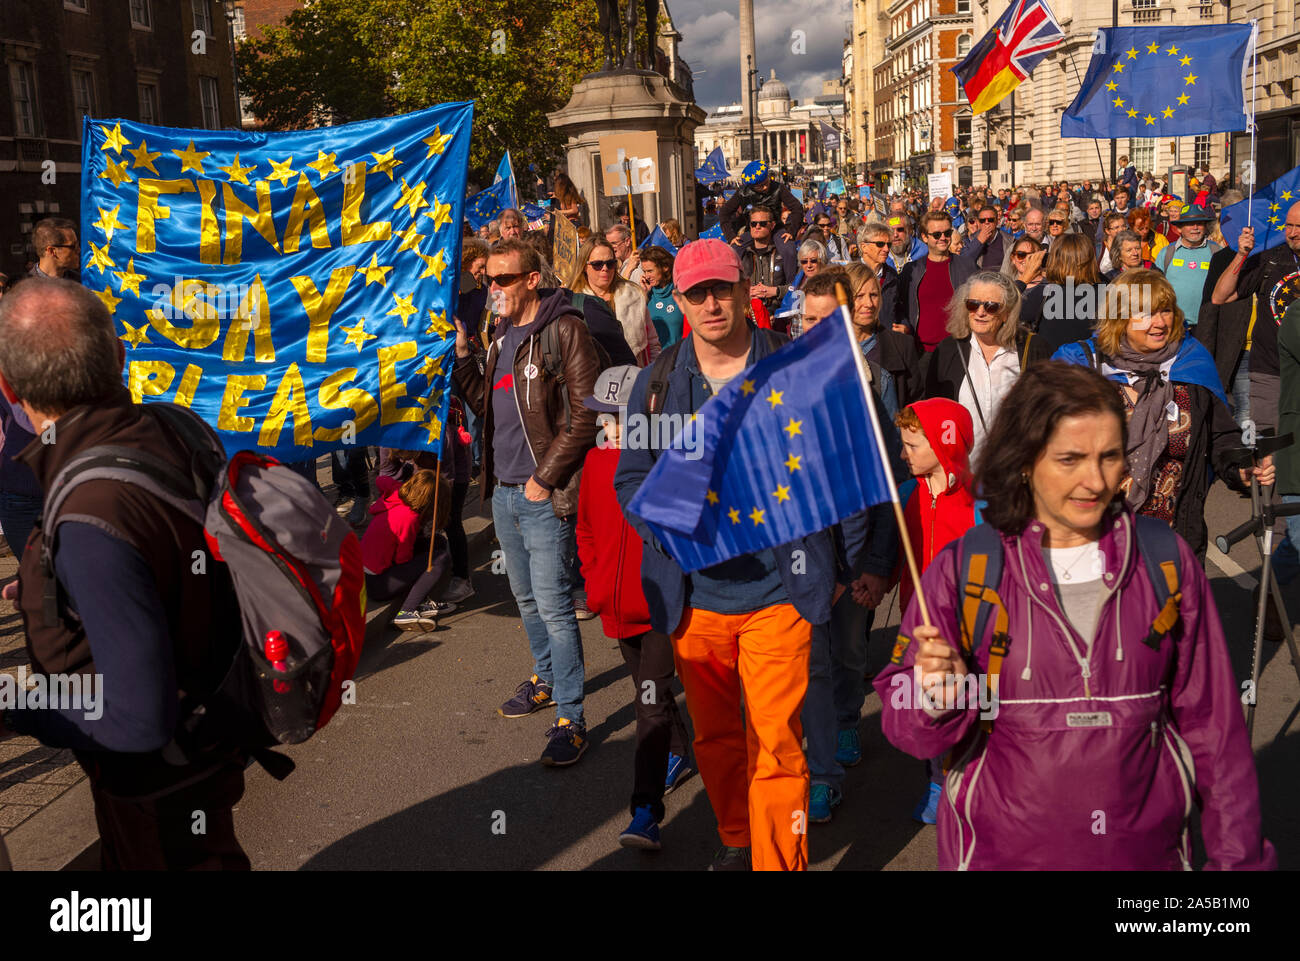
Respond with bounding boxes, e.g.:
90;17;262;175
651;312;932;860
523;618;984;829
895;398;979;824
576;366;692;852
362;468;452;633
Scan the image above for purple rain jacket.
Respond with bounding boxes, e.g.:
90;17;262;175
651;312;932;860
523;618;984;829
874;508;1276;871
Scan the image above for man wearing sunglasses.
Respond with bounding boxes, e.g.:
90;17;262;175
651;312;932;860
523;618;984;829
966;204;1014;271
858;221;900;331
897;210;981;354
737;209;797;328
27;218;80;283
452;239;602;767
885;214;927;273
614;238;856;871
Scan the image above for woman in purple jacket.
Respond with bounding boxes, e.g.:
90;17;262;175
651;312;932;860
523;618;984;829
875;361;1275;870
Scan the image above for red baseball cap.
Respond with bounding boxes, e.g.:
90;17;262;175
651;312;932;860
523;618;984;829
673;238;741;293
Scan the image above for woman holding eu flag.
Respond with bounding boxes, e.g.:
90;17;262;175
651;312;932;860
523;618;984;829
874;360;1275;870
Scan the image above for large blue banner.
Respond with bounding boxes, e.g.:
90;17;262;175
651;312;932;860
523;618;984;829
80;102;473;460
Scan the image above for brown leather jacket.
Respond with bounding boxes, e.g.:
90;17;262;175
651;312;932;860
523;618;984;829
453;289;600;517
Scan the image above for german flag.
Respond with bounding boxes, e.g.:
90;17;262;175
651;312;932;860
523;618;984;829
952;0;1064;115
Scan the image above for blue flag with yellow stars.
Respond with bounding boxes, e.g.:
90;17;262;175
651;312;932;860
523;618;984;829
1218;164;1300;256
1061;24;1255;139
80;103;472;462
625;317;893;573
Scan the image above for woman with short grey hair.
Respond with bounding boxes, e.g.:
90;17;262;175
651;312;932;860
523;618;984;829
796;239;827;279
1107;229;1151;280
924;270;1050;454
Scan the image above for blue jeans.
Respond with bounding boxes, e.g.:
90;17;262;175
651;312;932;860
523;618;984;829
801;591;873;791
1231;350;1251;428
0;489;41;558
1271;494;1300;587
491;484;585;724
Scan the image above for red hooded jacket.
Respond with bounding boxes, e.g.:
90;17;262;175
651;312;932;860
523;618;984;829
899;398;978;611
576;444;652;639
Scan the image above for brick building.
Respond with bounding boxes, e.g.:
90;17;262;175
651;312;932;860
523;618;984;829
0;0;238;277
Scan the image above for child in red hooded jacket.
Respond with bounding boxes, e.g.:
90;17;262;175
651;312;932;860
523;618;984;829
895;398;979;824
576;366;692;852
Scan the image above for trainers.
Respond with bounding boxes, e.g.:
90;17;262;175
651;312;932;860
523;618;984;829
334;496;355;516
572;591;597;621
618;805;662;850
344;498;369;526
835;727;863;767
498;675;554;718
913;782;942;825
441;576;476;604
540;718;588;766
707;845;751;871
393;609;434;632
419;599;457;617
664;752;692;795
809;783;842;824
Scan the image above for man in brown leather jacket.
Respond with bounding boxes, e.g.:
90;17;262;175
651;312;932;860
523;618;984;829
453;239;601;766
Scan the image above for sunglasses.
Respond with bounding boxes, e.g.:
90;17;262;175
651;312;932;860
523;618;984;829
800;258;821;265
927;229;953;240
587;259;618;271
817;222;833;229
863;240;889;249
966;299;1005;314
487;271;529;287
750;220;773;227
1048;219;1066;226
1012;250;1032;259
680;281;737;305
978;217;998;224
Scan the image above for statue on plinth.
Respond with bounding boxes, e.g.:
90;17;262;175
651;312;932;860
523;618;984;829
594;0;661;73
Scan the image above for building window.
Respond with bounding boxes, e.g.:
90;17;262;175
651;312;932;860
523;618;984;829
192;0;213;36
1129;137;1155;174
71;68;96;141
1194;135;1211;171
1132;0;1160;23
9;61;41;137
199;75;220;129
957;34;971;58
130;0;152;29
957;117;971;151
138;82;159;125
957;0;971;11
233;6;246;39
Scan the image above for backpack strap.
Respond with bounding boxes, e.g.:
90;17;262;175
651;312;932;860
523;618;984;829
537;321;572;433
644;339;685;419
1133;514;1182;650
1156;242;1177;274
1019;330;1036;371
955;524;1010;733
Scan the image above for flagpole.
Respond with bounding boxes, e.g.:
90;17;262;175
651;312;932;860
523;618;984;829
833;280;932;629
623;159;637;247
1247;20;1258;222
427;413;447;572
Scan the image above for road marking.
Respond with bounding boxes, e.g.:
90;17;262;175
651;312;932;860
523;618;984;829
1206;543;1257;590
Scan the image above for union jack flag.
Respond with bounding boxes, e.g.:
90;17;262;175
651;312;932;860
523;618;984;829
953;0;1064;115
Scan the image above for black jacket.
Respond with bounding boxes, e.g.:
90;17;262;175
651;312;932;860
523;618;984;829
924;328;1052;428
867;325;924;409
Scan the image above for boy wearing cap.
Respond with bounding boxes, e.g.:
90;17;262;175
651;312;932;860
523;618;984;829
1156;204;1221;329
577;366;693;851
718;161;805;243
614;238;861;871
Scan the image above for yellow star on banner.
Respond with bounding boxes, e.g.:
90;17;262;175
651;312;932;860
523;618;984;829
114;257;147;297
783;417;803;438
421;416;443;444
785;453;802;472
362;253;393;287
119;320;150;348
127;139;161;175
1283;191;1294;200
171;140;209;174
1126;108;1138;118
1162;106;1175;118
766;388;784;408
740;379;756;396
1112;62;1124;73
419;354;444;379
339;317;378;352
266;156;296;186
306;150;340;180
93;204;127;242
1268;215;1281;225
418;388;443;412
388;292;418;328
393;178;430;218
99;122;129;155
1105;81;1118;92
1184;73;1197;85
727;507;741;525
1270;202;1281;212
94;285;121;315
1112;97;1125;108
423;195;453;232
1126;47;1138;60
1146;42;1160;54
218;152;257;185
423;126;453;158
426;308;453;337
1144;114;1156;126
706;490;720;506
1165;45;1179;56
370;146;403;180
395;225;425;254
99;158;133;188
417;248;448;282
1177;93;1190;106
772;484;791;503
87;240;115;274
1179;54;1192;67
749;507;766;526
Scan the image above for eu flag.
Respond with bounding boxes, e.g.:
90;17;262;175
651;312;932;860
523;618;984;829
695;147;730;186
638;224;679;255
1219;164;1300;255
625;317;893;572
1061;24;1255;138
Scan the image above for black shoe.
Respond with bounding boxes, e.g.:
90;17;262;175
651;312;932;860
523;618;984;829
498;676;554;718
1253;585;1286;642
540;719;588;766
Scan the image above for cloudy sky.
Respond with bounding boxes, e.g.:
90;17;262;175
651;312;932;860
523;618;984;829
668;0;853;111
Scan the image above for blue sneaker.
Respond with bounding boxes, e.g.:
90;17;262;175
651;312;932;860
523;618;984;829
498;675;554;718
618;805;662;850
835;727;862;766
809;783;842;824
664;752;692;794
912;782;942;824
540;718;588;767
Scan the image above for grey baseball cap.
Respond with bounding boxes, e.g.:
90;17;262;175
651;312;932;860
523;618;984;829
583;365;640;412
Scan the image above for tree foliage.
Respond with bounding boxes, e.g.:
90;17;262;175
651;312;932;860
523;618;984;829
238;0;605;188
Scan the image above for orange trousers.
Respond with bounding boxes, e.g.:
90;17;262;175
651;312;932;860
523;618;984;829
671;603;813;871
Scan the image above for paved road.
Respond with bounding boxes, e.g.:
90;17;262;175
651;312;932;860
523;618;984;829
213;478;1300;871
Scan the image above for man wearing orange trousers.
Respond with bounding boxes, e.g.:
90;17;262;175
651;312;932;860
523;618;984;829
614;239;862;870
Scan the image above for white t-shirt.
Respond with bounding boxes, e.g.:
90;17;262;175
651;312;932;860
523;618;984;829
1047;542;1105;653
958;342;1020;460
